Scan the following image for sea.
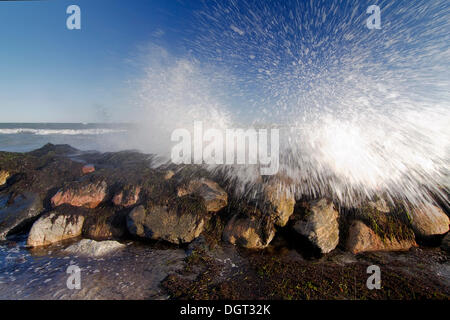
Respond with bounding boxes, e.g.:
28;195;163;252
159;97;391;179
0;123;135;153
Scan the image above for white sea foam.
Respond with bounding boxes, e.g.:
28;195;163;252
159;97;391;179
0;128;127;135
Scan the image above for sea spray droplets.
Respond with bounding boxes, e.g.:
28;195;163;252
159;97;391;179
135;0;449;208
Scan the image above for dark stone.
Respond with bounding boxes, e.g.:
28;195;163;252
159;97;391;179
0;192;43;239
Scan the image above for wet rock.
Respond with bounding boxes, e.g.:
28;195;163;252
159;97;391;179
222;207;276;249
27;212;85;247
0;192;43;239
51;179;107;209
177;178;227;212
64;239;125;257
28;143;79;157
346;220;417;254
127;196;207;244
263;181;295;227
409;204;449;237
0;170;9;186
82;164;95;174
293;199;339;254
82;208;127;240
112;185;141;207
441;233;450;252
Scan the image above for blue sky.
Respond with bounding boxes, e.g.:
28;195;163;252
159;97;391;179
0;0;201;122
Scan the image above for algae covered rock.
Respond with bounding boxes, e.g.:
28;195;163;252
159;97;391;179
127;195;207;244
346;220;417;254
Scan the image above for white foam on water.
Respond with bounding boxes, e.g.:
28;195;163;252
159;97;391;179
0;128;127;135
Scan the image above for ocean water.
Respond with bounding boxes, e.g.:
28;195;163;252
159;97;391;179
0;123;135;153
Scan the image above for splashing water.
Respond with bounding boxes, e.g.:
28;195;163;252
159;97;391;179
133;0;449;208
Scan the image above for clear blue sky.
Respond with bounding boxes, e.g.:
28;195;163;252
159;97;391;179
0;0;202;122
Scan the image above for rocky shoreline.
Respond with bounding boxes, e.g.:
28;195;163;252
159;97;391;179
0;144;449;299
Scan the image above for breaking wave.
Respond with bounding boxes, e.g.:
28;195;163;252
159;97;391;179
131;0;449;208
0;128;128;135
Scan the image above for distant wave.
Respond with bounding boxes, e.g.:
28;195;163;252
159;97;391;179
0;128;128;135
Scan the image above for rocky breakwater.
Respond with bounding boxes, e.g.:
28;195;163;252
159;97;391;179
0;144;448;260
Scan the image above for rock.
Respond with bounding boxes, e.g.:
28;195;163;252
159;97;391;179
82;208;126;240
441;233;450;252
222;209;275;249
28;143;79;157
346;220;417;254
367;199;390;213
112;185;141;207
164;170;174;180
0;170;10;186
51;179;107;209
82;164;95;174
64;239;125;257
127;196;207;244
27;212;85;247
293;199;339;254
409;204;449;237
177;178;227;212
263;182;295;227
0;192;43;239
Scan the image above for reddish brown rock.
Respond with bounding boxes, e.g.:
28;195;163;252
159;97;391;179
112;185;141;207
409;204;449;237
51;180;107;209
82;164;95;174
346;220;417;254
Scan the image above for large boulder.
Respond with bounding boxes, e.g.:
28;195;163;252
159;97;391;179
408;204;449;237
263;182;295;227
64;239;125;257
0;192;43;239
112;185;141;207
346;220;417;254
51;179;107;209
222;206;276;249
82;208;126;240
293;199;339;254
177;178;227;212
27;212;85;247
0;170;9;186
127;196;207;244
